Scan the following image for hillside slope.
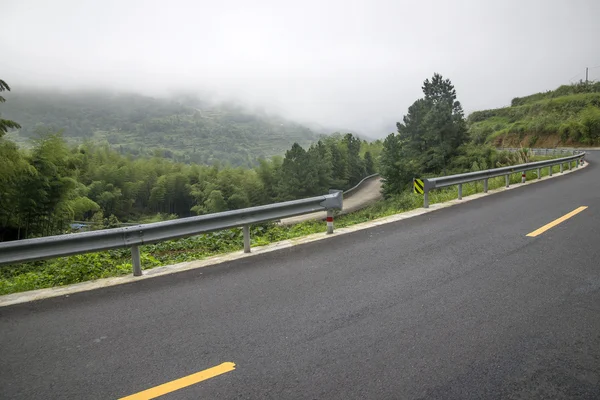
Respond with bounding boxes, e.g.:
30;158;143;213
2;89;321;167
468;82;600;147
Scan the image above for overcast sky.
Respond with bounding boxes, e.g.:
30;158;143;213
2;0;599;137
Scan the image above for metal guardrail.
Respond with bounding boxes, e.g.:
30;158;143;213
499;148;579;156
420;152;586;208
0;191;343;275
343;173;380;199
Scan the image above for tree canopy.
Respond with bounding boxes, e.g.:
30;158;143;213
1;127;382;241
380;73;470;196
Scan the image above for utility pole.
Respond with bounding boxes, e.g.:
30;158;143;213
586;67;589;84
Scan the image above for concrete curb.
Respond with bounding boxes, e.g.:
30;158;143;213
0;161;589;307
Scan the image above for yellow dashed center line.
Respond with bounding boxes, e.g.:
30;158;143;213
526;206;588;237
119;362;236;400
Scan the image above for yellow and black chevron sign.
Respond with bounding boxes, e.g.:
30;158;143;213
413;178;424;194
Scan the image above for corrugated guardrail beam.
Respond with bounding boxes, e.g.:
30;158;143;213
421;152;585;208
0;191;344;275
343;173;380;199
499;148;582;156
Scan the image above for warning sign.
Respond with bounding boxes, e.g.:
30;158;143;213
413;178;424;194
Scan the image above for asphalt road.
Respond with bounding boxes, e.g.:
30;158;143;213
1;153;599;399
280;176;382;225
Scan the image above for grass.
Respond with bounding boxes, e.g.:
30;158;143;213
0;158;579;296
469;91;600;146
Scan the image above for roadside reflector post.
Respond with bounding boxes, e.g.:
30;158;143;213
537;168;541;180
326;210;334;234
505;174;510;188
243;225;251;253
131;245;142;276
483;179;488;193
521;171;526;183
458;183;462;200
549;165;553;176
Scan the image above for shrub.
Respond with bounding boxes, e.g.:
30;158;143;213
579;105;600;142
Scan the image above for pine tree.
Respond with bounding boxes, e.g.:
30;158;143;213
380;73;468;196
364;151;375;175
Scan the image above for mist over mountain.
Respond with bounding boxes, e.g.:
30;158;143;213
3;0;598;139
3;88;328;167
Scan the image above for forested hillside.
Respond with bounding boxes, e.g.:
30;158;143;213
0;74;565;294
468;82;600;147
0;129;381;241
2;89;322;167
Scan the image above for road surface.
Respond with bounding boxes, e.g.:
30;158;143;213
281;176;382;225
1;153;599;399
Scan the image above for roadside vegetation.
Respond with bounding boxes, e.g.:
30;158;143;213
0;147;564;295
0;74;574;295
1;122;382;241
469;81;600;147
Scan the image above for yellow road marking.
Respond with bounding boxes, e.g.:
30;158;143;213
119;362;236;400
526;206;588;237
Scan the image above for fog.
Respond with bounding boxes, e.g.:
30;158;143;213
2;0;599;137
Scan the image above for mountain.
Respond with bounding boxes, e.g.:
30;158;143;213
2;89;323;167
468;82;600;148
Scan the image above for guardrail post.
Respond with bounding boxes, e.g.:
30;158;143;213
326;210;334;234
537;168;541;180
505;174;510;188
131;245;142;276
549;165;553;176
458;184;462;200
423;190;429;208
243;225;251;253
483;179;488;193
560;163;563;173
569;161;572;170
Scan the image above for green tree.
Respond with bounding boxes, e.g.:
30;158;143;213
420;73;468;172
204;190;228;213
90;211;104;230
278;143;310;200
381;73;468;196
306;140;333;194
328;140;348;188
343;133;366;185
105;214;121;229
256;156;282;203
0;79;21;137
14;132;79;237
364;151;375;175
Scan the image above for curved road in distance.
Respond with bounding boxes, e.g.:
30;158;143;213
1;152;599;399
280;176;383;225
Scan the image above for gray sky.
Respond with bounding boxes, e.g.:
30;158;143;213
2;0;599;137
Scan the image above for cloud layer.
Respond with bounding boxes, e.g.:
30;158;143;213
2;0;599;137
